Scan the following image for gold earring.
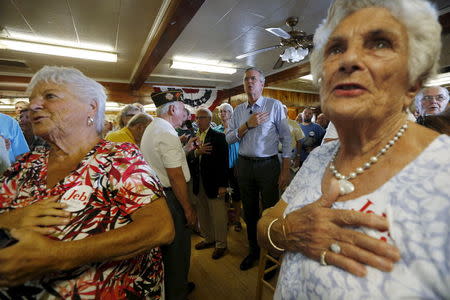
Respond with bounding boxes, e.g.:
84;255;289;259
87;116;94;126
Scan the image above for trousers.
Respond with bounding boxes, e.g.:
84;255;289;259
237;155;280;254
162;188;191;300
195;177;228;248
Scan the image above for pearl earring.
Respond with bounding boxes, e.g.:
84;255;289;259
87;116;94;126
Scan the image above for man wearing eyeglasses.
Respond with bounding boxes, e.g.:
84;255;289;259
188;108;229;260
415;86;449;120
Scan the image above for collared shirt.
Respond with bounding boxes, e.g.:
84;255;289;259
287;119;305;152
196;126;210;144
105;127;136;144
196;126;210;160
215;124;239;168
321;121;338;145
0;113;29;163
141;117;191;187
226;96;291;158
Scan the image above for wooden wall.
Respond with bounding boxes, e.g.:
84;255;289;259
1;75;320;120
224;89;320;120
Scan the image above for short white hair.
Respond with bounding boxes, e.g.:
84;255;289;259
218;103;233;114
27;66;107;135
196;107;213;118
156;101;185;117
310;0;441;87
415;86;450;115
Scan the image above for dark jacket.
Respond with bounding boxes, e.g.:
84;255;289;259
188;127;229;198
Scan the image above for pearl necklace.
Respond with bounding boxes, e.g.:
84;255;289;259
329;123;408;195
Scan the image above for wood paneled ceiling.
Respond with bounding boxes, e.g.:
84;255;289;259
0;0;449;99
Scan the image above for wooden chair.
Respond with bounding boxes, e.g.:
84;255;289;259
255;249;282;300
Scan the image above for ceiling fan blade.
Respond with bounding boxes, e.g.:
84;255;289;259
265;27;291;39
236;45;282;59
273;56;284;70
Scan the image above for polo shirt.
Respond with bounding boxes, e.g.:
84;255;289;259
105;127;136;144
140;117;190;187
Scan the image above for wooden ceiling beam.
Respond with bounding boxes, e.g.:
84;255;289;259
130;0;206;90
0;75;30;83
0;75;144;104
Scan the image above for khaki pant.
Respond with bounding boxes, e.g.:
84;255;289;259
195;177;228;249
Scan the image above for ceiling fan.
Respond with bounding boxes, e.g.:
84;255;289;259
236;17;314;69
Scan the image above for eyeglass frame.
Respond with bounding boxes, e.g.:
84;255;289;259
421;95;447;102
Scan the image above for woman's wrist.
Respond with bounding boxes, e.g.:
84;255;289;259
267;218;286;252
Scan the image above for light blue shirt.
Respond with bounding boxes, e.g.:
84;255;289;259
225;96;291;158
0;113;29;163
215;124;239;168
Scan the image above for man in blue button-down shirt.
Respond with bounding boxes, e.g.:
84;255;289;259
226;67;291;270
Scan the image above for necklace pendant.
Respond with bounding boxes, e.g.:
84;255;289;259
338;179;355;195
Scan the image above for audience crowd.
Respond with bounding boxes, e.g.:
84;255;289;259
0;0;449;299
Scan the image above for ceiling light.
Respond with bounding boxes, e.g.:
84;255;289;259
425;72;450;86
170;60;236;74
173;56;235;68
0;105;14;111
105;101;121;108
174;56;214;65
299;74;313;81
0;38;117;62
280;47;309;63
5;30;114;52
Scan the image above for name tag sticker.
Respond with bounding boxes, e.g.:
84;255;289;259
61;185;93;212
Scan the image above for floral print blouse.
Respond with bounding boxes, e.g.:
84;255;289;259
0;140;165;299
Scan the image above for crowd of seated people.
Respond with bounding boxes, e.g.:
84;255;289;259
0;0;449;299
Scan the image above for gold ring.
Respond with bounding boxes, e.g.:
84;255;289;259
320;250;328;266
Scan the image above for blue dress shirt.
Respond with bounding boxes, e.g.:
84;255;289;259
0;113;29;163
225;96;291;158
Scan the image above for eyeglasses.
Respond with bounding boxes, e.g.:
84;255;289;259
422;95;446;102
195;116;210;120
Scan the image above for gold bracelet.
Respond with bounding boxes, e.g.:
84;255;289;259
281;215;288;240
267;218;285;252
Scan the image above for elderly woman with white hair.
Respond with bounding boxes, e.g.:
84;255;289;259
116;103;146;129
0;66;174;299
257;0;450;298
215;103;242;231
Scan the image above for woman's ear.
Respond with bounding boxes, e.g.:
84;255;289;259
89;99;98;116
403;81;422;111
407;81;422;98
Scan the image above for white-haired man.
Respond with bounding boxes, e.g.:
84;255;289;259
415;86;449;122
141;91;197;300
189;108;229;259
226;67;291;270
